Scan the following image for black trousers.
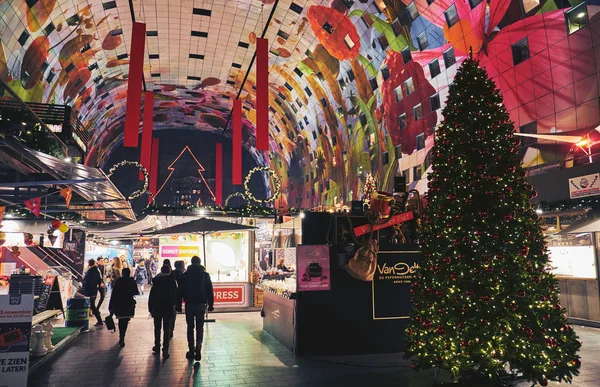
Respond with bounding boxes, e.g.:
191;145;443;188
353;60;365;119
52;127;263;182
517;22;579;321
154;316;173;353
185;303;206;350
97;287;105;309
118;318;130;340
89;296;102;324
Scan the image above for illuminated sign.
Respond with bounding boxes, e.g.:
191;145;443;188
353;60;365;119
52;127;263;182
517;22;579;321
213;285;246;306
160;246;200;258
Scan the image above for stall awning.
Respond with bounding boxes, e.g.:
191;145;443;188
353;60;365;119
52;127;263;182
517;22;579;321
558;208;600;234
146;217;257;236
0;138;136;221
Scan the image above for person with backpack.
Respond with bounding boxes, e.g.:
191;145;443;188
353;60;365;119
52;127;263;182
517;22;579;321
148;265;178;359
133;261;148;295
82;259;104;327
180;256;214;361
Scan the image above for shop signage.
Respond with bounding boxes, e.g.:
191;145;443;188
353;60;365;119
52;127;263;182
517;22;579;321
213;285;246;306
353;211;414;237
297;245;331;291
569;173;600;199
372;250;419;320
160;246;200;258
0;294;34;387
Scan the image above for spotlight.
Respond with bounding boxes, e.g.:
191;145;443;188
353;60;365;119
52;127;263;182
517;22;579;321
577;12;585;18
300;212;305;219
110;240;118;245
64;157;72;162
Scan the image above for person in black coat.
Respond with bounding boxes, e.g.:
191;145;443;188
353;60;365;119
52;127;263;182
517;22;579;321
171;260;185;338
180;256;214;361
82;259;104;327
108;268;139;347
148;265;178;358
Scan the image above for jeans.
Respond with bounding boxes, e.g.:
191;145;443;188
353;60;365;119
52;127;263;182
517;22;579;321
118;318;130;340
154;316;173;353
185;303;206;350
89;296;102;324
97;287;105;309
171;312;176;337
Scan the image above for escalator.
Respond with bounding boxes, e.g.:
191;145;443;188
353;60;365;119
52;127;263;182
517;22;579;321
28;246;83;282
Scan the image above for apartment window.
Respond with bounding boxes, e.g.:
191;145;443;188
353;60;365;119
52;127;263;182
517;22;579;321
402;169;410;183
391;19;403;35
416;134;425;150
406;1;419;21
402;47;412;64
394;85;404;103
405;77;415;96
398;113;408;129
323;22;335;34
369;77;379;91
521;0;540;14
413;104;423;121
565;3;589;35
378;34;389;49
429;58;441;78
469;0;484;9
512;38;530;65
430;93;441;111
305;87;312;97
445;5;460;28
339;78;346;90
520;121;537;148
395;145;402;159
417;32;429;51
347;69;355;81
381;66;390;81
443;47;456;68
413;165;423;180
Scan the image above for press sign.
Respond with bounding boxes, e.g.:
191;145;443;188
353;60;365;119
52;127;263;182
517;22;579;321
213;285;245;306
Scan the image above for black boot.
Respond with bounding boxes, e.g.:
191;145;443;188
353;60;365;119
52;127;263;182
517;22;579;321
186;346;194;359
119;337;125;347
194;345;201;361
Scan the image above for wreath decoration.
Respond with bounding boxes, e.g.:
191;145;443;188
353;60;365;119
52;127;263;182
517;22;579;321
224;192;247;208
244;167;281;204
107;161;154;201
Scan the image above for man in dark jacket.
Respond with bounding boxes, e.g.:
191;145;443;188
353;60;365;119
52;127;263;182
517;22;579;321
82;259;103;327
171;260;185;338
180;256;214;361
148;265;177;359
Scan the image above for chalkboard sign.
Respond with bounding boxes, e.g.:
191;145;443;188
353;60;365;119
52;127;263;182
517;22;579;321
34;276;63;314
372;250;420;320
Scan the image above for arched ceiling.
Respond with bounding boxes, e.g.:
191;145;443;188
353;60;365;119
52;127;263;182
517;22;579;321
1;0;599;209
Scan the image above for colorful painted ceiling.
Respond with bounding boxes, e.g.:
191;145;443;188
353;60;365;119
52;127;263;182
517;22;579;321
1;0;600;208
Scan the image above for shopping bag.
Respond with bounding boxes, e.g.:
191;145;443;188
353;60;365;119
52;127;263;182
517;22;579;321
105;314;116;332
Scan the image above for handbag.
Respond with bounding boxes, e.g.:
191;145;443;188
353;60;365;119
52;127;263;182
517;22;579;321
105;314;116;332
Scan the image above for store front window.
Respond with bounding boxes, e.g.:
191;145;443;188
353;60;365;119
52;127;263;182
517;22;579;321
546;233;596;279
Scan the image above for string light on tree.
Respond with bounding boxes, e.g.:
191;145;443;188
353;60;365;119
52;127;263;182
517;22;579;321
404;59;581;385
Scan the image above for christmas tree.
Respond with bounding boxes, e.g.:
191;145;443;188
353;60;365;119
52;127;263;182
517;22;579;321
405;59;581;385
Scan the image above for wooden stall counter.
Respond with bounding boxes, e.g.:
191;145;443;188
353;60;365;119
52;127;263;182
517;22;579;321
262;290;296;352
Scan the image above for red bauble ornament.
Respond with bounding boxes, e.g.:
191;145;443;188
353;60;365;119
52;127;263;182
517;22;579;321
539;377;548;386
542;314;550;321
443;257;451;264
572;358;581;368
517;291;526;298
51;220;61;229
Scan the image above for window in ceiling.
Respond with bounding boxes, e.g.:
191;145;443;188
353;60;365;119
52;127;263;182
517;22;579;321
443;47;456;68
361;12;374;28
445;5;460;28
102;1;116;10
293;67;303;77
413;165;423;179
232;62;242;68
312;131;317;140
41;61;49;73
383;152;389;165
417;32;429;51
402;47;412;64
193;8;211;16
43;22;55;36
404;77;415;96
519;121;537;148
320;98;327;107
395;145;402;159
299;121;304;129
277;29;290;40
65;62;75;73
381;66;390;81
80;43;91;53
304;116;309;125
151;73;160;78
429;59;440;78
359;114;368;126
290;2;303;14
413;104;423;121
117;53;128;60
292;104;298;114
187;76;201;81
512;38;530;65
565;3;589;35
190;54;204;59
339;78;346;90
323;22;335;34
46;71;55;83
398;113;407;129
88;63;99;71
284;82;293;91
191;31;208;38
296;99;303;108
416;134;425;150
18;30;30;46
344;34;356;49
347;69;355;81
369;77;379;91
149;54;159;59
378;34;389;49
406;2;419;21
430;93;441;111
469;0;484;9
521;0;540;13
391;19;403;35
304;87;312;97
394;85;403;103
146;31;158;36
238;41;249;48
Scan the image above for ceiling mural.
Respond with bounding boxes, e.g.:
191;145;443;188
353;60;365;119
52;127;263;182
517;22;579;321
1;0;599;209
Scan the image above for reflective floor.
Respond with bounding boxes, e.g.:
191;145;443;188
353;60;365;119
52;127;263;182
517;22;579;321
28;287;600;387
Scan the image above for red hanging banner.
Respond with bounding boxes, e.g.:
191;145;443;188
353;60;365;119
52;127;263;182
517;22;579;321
232;99;242;185
148;138;159;204
215;143;223;205
24;197;41;217
140;91;154;180
256;38;269;151
123;21;146;148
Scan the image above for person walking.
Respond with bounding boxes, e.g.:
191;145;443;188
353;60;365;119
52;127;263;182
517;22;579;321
96;257;106;309
148;265;178;359
180;256;214;361
171;260;185;337
149;257;158;282
82;259;104;327
145;257;153;285
108;268;139;347
133;261;148;295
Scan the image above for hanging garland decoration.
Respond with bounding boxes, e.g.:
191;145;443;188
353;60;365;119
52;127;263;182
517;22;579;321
244;167;281;204
107;161;154;201
224;192;247;208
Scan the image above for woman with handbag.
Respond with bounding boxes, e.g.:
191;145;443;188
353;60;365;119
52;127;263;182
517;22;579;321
108;267;139;347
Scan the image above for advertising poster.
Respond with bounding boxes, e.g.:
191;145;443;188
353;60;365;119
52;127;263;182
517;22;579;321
62;229;86;280
0;294;34;387
372;250;420;320
297;245;330;291
569;173;600;199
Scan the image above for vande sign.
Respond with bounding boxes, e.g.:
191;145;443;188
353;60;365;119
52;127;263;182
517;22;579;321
569;173;600;199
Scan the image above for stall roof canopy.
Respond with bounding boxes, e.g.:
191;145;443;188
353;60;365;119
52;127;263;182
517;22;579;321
147;217;256;236
558;208;600;234
0;138;136;221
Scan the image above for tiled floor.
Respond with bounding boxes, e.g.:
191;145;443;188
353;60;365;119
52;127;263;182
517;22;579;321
29;287;600;387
